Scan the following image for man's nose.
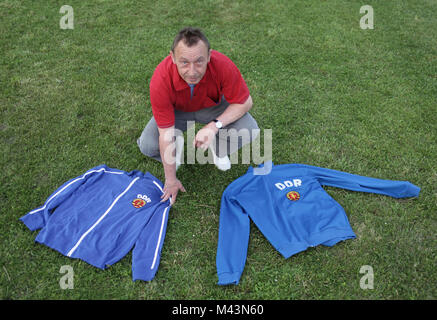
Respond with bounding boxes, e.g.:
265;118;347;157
188;63;196;74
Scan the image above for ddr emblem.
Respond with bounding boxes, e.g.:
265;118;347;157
132;198;146;208
286;191;300;201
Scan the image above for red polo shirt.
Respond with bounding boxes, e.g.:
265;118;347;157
149;50;250;128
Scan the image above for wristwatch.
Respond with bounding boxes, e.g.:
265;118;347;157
213;119;223;129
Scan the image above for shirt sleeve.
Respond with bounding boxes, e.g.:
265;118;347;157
218;54;250;105
149;68;175;128
302;165;421;198
19;165;107;231
131;201;171;281
216;189;251;285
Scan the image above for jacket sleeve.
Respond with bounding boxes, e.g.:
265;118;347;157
216;189;251;285
304;165;420;198
19;166;107;231
131;201;171;282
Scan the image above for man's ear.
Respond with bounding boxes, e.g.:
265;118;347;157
207;49;212;63
170;50;176;64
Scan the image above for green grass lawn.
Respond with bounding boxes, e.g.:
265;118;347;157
1;0;436;300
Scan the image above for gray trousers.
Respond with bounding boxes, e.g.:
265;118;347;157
137;98;259;161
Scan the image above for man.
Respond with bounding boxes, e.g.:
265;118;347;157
137;27;259;204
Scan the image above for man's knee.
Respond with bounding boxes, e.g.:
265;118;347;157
232;112;260;142
137;137;158;158
214;113;259;157
137;120;162;161
248;114;260;141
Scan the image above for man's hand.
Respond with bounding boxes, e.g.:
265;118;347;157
157;126;186;205
192;95;253;151
193;123;218;151
161;178;186;205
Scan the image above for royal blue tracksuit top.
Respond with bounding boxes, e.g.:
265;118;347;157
20;165;171;282
216;162;420;285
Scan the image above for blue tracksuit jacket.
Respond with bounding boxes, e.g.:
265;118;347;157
20;165;171;281
216;162;420;285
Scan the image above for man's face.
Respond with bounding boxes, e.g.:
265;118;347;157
171;40;211;85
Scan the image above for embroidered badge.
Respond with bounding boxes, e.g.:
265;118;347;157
286;191;300;201
132;198;146;208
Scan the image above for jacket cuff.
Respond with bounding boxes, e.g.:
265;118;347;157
20;213;44;231
217;272;242;285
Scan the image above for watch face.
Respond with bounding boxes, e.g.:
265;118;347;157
216;121;222;128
